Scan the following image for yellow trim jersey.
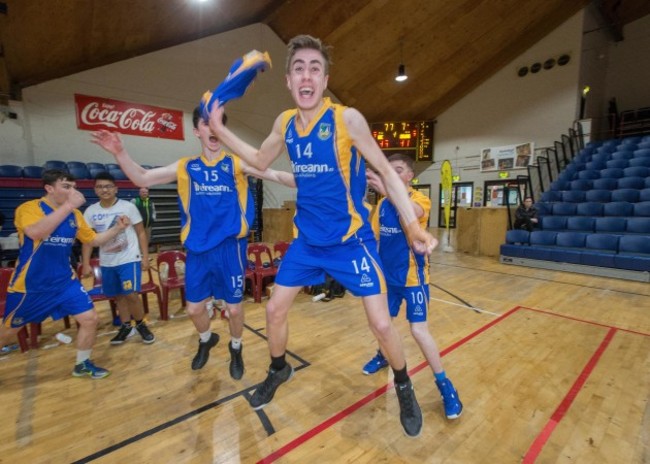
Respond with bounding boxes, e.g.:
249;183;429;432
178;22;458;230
281;98;373;246
176;151;253;253
371;189;431;286
9;198;96;293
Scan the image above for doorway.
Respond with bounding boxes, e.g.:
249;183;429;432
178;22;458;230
438;182;473;228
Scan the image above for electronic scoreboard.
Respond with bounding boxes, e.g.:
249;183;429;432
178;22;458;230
370;121;434;161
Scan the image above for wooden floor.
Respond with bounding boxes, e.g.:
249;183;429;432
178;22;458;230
1;233;649;463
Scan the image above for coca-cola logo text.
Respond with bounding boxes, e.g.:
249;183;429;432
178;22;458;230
75;94;184;141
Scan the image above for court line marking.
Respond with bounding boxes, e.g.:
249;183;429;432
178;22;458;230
522;327;616;463
258;306;649;463
256;306;522;463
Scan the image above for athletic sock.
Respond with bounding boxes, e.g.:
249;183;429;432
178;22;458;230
393;365;409;384
434;371;447;382
76;349;92;364
199;331;212;343
231;338;242;350
270;354;286;371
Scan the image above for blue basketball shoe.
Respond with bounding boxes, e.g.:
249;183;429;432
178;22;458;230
72;359;110;379
436;377;463;419
362;350;389;375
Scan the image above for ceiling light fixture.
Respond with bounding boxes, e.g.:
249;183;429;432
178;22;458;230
395;41;408;82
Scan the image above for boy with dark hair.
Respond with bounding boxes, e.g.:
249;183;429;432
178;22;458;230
91;106;294;379
0;169;130;378
82;171;155;345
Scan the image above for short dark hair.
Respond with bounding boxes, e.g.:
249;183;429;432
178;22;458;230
192;106;227;129
94;171;115;183
387;153;414;171
42;169;74;187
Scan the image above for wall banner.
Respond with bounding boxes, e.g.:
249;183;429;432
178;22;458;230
480;142;534;172
74;94;184;140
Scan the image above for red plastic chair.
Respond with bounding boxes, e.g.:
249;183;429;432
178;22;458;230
0;267;30;352
139;265;163;320
156;250;186;320
273;241;290;261
76;258;118;321
247;243;277;303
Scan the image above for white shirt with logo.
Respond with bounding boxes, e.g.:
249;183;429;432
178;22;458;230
83;199;143;267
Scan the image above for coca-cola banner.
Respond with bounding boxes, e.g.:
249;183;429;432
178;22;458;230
74;94;184;141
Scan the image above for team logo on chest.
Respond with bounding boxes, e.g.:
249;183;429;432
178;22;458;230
318;123;332;141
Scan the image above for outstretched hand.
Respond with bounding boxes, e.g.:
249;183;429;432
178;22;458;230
208;101;226;137
91;130;124;157
65;189;86;210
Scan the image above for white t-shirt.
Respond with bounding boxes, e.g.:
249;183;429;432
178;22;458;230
83;199;143;267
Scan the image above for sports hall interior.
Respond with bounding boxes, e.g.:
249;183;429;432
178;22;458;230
0;1;649;463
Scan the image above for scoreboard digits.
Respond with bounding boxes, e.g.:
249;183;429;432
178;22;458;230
370;121;434;161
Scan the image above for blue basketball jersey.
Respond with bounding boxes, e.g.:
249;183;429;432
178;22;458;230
371;189;431;287
10;198;96;293
281;98;373;246
176;152;253;253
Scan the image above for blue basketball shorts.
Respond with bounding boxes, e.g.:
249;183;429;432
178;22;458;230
3;281;94;328
275;235;386;297
185;237;247;304
101;261;142;297
387;284;430;323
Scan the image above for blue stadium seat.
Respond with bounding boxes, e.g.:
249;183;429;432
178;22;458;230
628;157;650;168
594;217;626;233
610;151;634;161
634;201;650;217
567;216;595;232
605;159;628;169
66;161;87;169
585;189;611;202
500;230;530;258
562;190;586;203
105;163;121;170
68;165;91;179
550;180;569;191
541;190;562;202
623;166;650;178
626;217;650;234
582;233;619;267
639;189;650;202
22;165;44;178
0;165;23;177
647;177;650;188
633;148;650;158
535;202;553;217
599;168;624;179
603;201;634;217
551;232;588;264
592;178;618;190
586;161;606;170
576;202;604;217
86;162;106;171
615;236;650;272
591;153;610;163
43;160;67;170
528;231;558;260
578;170;600;180
611;188;640;203
637;142;650;149
552;202;577;216
540;216;567;231
570;179;592;191
617;177;645;190
109;168;128;180
505;229;530;244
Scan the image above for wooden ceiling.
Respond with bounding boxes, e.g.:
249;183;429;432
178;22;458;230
1;0;648;122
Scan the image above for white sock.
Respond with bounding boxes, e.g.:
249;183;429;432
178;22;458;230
199;331;212;343
76;349;92;364
231;338;242;350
